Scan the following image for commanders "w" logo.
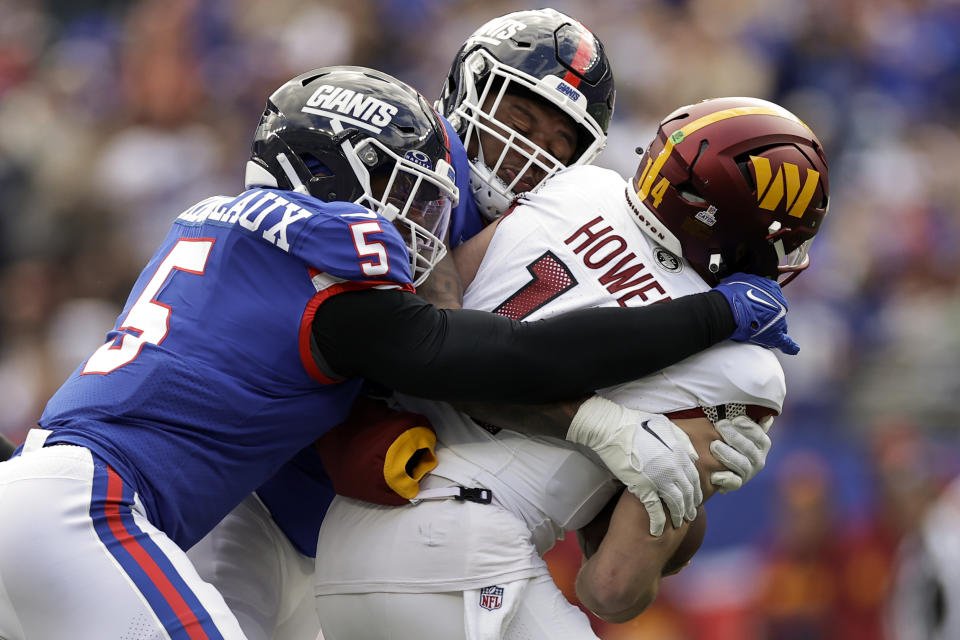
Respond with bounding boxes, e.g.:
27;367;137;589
750;156;820;218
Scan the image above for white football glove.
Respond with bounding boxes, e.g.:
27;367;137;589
709;415;774;492
567;396;702;536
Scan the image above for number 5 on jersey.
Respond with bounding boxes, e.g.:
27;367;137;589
83;239;215;375
350;220;390;277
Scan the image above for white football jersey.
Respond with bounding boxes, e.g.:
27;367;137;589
315;165;786;594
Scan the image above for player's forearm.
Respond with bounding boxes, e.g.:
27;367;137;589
416;250;463;310
576;491;684;622
501;292;735;398
577;566;661;624
313;289;734;403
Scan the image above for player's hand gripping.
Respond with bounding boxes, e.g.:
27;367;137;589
709;415;774;492
567;396;702;536
713;273;799;355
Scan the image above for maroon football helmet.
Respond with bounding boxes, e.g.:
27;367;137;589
626;97;829;286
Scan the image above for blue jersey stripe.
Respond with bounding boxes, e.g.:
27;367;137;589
89;463;225;640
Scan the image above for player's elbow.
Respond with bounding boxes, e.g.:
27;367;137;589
575;561;660;623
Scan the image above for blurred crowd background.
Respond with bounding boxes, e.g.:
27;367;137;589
2;0;960;638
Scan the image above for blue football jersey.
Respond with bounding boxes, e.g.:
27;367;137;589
257;119;487;557
442;114;483;249
40;188;415;549
256;445;338;556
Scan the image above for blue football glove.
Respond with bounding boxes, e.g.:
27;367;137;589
713;273;800;355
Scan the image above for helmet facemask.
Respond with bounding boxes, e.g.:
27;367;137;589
341;133;456;287
451;49;607;221
732;148;826;285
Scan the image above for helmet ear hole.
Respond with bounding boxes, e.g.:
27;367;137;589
675;182;707;205
300;154;332;177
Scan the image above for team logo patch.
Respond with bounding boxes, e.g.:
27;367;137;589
404;150;433;170
479;585;504;610
653;247;682;273
695;205;718;227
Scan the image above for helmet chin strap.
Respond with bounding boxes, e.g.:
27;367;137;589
331;119;374;201
275;152;309;195
768;221;787;262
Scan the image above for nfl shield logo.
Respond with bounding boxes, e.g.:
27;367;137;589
479;585;504;611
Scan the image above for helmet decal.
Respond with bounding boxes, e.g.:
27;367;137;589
556;81;582;101
466;16;528;47
302;85;399;133
695;205;718;227
749;155;821;218
556;22;600;87
403;150;433;170
636;105;810;206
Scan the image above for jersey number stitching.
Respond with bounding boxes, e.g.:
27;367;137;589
493;251;577;320
350;221;390;278
82;239;215;375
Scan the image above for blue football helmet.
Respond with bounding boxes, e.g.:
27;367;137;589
438;8;615;220
247;66;459;286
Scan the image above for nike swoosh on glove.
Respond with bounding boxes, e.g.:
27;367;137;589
713;273;799;355
568;396;702;536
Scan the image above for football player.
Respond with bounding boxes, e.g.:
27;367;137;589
0;65;790;639
313;96;830;639
186;10;621;638
187;11;794;640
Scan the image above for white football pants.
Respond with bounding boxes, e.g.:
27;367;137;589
0;434;246;639
314;574;600;640
187;493;322;640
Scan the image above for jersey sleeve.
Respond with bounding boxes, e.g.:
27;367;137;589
217;190;416;384
292;194;415;287
228;188;415;289
441;115;484;248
